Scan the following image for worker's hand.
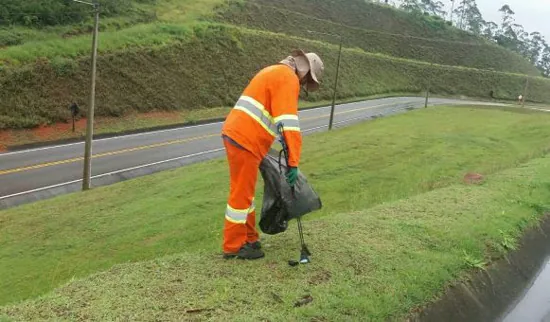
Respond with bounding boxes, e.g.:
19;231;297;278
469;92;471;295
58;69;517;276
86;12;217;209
286;167;299;186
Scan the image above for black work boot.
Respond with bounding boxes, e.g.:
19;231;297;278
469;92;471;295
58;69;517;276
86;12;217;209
248;241;262;250
223;243;265;260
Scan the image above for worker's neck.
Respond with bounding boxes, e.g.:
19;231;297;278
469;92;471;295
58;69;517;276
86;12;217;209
279;56;298;73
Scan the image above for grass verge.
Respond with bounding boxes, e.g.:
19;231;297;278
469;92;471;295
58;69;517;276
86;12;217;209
1;106;550;307
2;128;550;320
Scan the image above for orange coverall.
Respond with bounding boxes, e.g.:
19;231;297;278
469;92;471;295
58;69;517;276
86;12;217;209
221;63;303;253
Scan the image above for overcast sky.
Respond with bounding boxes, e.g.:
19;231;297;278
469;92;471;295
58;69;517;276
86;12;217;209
445;0;550;40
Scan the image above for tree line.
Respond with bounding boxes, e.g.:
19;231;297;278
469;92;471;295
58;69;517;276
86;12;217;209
381;0;549;77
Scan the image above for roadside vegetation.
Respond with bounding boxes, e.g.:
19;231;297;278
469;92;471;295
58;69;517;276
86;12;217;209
1;0;549;134
2;106;550;309
3;24;550;131
1;106;550;319
218;0;539;75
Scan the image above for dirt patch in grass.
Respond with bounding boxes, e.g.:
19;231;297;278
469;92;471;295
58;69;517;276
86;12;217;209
0;131;10;152
33;118;87;140
463;173;484;185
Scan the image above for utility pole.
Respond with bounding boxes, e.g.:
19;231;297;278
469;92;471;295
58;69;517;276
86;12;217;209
329;37;343;130
522;76;529;107
306;30;343;131
425;81;430;108
425;52;436;108
74;0;100;191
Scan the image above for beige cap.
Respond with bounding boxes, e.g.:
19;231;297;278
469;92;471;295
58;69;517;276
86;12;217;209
291;49;324;91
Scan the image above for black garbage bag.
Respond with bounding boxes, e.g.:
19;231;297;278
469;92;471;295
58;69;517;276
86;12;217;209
258;149;322;235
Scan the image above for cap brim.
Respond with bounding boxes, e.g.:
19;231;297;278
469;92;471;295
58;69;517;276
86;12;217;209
291;49;306;57
309;70;320;85
307;80;319;91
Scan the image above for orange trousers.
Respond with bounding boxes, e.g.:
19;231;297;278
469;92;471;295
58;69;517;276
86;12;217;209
223;137;261;253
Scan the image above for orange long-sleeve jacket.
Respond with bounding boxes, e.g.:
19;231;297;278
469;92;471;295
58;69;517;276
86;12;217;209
222;64;302;167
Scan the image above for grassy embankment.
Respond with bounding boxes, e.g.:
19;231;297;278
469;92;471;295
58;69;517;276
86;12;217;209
218;0;540;75
3;24;550;132
2;106;550;319
1;0;548;134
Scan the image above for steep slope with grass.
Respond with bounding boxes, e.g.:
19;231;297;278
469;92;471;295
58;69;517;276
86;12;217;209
2;106;550;306
2;108;550;320
0;0;548;131
3;24;550;130
218;0;539;75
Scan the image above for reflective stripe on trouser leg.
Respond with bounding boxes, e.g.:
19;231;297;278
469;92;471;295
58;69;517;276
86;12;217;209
246;200;259;244
223;138;261;253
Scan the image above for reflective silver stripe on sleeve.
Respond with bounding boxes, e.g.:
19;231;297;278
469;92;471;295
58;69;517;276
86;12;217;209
234;96;277;136
274;114;300;132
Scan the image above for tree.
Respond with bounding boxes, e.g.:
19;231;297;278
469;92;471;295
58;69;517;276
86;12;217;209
419;0;446;18
495;5;521;51
453;0;484;35
499;5;515;27
483;21;499;42
449;0;456;24
400;0;422;13
491;4;549;77
401;0;446;18
527;32;545;65
514;24;531;59
538;44;550;77
397;0;550;77
464;2;484;35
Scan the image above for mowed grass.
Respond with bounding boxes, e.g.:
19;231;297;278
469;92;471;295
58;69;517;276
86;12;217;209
2;106;550;306
0;0;225;66
0;23;193;66
3;135;550;320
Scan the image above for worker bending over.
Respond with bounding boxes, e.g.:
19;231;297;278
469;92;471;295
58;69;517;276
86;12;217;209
221;50;324;260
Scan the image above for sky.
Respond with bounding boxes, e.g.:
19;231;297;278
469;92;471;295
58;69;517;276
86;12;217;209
445;0;550;40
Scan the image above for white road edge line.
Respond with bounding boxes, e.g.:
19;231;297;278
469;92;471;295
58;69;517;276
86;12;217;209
1;100;537;203
0;148;224;200
0;121;226;157
0;105;338;157
0;110;386;201
0;104;422;201
0;97;424;157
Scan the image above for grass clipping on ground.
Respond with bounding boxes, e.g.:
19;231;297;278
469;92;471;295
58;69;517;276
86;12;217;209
2;155;550;321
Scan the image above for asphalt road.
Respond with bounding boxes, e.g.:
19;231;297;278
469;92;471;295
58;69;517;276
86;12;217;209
0;97;505;209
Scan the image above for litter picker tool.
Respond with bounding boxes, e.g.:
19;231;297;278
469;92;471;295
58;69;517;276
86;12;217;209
277;123;311;265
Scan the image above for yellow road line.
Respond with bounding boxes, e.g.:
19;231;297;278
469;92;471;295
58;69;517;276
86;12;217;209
301;103;396;121
0;102;409;176
0;134;218;176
